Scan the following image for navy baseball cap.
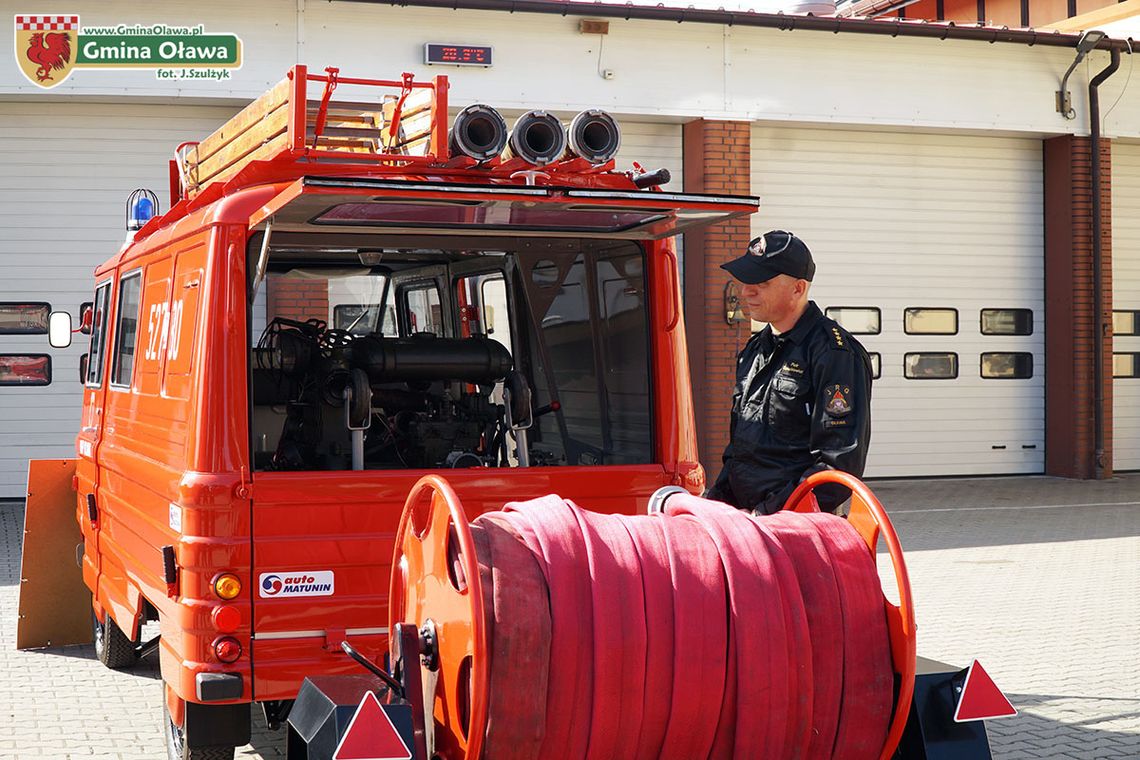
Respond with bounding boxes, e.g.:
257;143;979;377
721;230;816;284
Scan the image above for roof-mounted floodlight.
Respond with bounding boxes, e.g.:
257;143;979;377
126;188;160;231
1057;30;1109;119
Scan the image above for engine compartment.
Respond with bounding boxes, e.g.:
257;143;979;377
253;317;518;471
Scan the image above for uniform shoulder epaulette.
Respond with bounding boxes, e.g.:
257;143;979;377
827;323;850;351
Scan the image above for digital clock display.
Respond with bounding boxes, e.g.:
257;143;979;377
424;43;493;67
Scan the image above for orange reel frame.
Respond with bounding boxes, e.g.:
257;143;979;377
783;471;917;760
389;475;489;760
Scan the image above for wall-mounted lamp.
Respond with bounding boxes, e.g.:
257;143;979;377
1056;29;1108;119
724;281;747;325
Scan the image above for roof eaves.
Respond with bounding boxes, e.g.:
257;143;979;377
353;0;1134;50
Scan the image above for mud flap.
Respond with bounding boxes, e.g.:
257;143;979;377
17;459;92;649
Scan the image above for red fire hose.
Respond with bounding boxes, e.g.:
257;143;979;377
390;471;916;760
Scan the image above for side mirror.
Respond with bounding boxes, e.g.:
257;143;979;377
79;353;89;383
79;302;93;335
48;311;73;348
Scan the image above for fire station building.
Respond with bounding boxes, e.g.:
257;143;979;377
0;0;1137;498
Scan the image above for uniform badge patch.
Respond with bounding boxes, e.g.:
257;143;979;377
824;384;853;416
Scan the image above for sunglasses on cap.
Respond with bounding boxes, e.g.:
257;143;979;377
747;230;796;258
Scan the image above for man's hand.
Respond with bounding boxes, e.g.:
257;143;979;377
751;481;797;516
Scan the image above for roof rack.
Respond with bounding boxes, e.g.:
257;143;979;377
173;65;449;200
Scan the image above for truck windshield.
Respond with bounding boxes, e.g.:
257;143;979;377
249;236;652;472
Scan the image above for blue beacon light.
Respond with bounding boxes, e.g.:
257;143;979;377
126;188;160;232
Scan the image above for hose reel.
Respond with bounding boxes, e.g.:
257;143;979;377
389;471;916;760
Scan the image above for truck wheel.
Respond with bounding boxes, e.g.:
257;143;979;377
163;699;236;760
92;609;137;670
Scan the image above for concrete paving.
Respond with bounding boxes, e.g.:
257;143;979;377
1;473;1137;759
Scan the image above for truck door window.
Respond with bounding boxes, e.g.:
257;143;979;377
403;283;443;335
110;271;143;388
455;273;513;354
85;282;112;387
329;274;389;336
522;243;652;466
480;277;513;357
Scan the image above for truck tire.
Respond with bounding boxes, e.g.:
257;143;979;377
92;609;137;670
163;700;236;760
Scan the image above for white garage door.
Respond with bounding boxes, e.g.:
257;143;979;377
1113;142;1140;471
0;101;238;499
614;120;683;191
751;126;1044;478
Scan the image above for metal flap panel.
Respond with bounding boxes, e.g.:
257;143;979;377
250;177;758;240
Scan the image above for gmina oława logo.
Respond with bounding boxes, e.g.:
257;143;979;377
14;15;242;89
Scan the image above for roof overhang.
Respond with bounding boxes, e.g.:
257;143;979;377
345;0;1134;49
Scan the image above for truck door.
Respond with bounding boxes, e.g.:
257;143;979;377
76;280;113;596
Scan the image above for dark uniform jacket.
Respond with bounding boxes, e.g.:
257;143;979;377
706;301;872;514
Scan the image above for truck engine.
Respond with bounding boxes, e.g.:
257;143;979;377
253;317;517;471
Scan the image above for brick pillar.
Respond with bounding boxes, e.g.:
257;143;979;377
682;119;752;481
266;274;330;324
1044;135;1113;478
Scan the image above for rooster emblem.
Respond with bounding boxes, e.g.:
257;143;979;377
15;16;79;89
26;32;72;83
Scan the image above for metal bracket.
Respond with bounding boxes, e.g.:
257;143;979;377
310;66;341;150
1056;89;1075;120
510;169;551;186
418;619;439;672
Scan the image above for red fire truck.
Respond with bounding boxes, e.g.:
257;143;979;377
23;66;1012;760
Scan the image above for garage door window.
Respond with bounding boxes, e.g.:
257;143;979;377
1112;311;1139;336
904;352;958;379
981;309;1033;336
1113;353;1140;379
904;308;958;335
0;303;50;335
868;352;881;379
0;355;51;386
825;307;881;335
981;352;1033;379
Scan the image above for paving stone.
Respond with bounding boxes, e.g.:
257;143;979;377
2;473;1138;758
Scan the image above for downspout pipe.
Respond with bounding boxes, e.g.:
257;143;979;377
1089;47;1121;477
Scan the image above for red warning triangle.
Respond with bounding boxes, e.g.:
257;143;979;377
332;691;413;760
954;659;1017;722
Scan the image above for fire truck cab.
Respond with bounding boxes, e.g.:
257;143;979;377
59;66;757;759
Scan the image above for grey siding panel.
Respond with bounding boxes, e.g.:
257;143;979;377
1113;142;1140;470
0;102;238;497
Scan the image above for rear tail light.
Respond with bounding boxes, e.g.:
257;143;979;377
212;573;241;600
212;605;241;633
213;636;242;663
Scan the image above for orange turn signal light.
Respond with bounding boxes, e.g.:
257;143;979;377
212;573;242;600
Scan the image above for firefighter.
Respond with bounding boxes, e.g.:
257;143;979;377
706;230;872;515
